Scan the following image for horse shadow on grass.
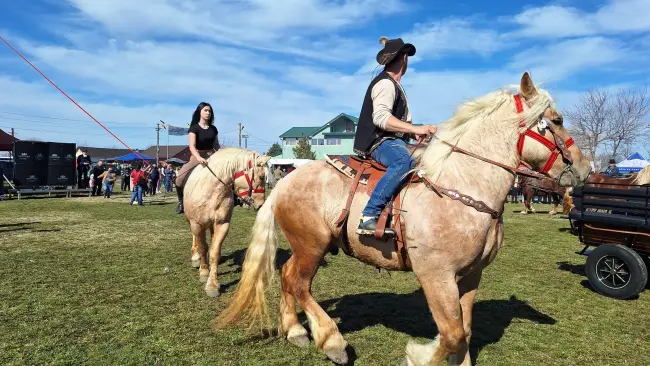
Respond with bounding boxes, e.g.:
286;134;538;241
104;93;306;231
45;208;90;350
314;289;555;364
0;221;60;235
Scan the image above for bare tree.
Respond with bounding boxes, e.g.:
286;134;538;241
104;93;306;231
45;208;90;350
566;86;650;162
605;86;650;160
565;89;611;160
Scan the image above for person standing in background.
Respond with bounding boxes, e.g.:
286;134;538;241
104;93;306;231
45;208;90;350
102;167;117;198
76;150;91;189
91;161;105;196
121;163;132;191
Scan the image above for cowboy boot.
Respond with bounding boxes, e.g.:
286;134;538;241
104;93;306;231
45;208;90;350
356;216;395;236
175;186;184;214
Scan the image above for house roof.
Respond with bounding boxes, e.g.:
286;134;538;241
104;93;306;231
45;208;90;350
279;113;359;139
279;127;321;139
78;146;131;160
140;145;188;160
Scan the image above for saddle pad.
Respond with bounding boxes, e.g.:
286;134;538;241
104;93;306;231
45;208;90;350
324;154;369;185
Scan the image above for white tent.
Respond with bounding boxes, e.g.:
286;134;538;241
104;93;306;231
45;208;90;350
266;158;312;168
616;152;649;173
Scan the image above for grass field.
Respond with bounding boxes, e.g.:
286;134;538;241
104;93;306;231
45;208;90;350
1;192;649;365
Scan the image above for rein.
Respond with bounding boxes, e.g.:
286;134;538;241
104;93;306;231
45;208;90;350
203;158;265;206
412;94;575;218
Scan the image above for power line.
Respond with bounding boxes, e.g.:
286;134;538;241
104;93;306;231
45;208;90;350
0;110;142;125
0;125;154;138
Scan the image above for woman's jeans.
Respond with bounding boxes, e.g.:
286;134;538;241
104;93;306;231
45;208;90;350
131;185;143;205
361;138;415;217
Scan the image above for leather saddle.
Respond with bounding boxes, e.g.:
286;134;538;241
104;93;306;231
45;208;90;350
328;153;419;267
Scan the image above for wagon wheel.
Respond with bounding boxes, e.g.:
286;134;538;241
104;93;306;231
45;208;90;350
585;244;648;299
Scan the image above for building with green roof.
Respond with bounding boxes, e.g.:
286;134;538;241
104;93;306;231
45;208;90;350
279;113;359;159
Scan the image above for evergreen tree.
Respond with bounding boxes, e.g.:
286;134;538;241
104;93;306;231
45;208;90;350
267;143;282;157
292;137;316;160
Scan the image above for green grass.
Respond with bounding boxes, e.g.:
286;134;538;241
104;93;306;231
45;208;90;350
1;193;649;365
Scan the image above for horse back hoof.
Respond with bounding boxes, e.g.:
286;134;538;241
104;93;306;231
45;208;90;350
191;260;200;268
199;275;209;283
205;288;220;298
325;348;348;365
287;334;310;348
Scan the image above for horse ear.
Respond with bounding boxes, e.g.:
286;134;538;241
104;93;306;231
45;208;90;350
520;72;538;99
257;156;271;166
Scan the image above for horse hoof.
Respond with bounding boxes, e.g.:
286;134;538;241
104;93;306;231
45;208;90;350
287;334;310;348
205;288;220;297
324;348;348;365
199;275;209;283
191;260;200;268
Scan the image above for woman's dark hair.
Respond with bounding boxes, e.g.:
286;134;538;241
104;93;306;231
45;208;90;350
190;102;214;126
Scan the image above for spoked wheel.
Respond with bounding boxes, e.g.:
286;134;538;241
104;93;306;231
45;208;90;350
586;244;648;299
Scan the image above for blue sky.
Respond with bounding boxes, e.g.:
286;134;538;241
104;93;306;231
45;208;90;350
1;0;649;155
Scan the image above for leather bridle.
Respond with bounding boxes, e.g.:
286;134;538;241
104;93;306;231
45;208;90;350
514;94;575;174
234;160;266;202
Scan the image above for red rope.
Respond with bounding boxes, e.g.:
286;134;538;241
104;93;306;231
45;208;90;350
0;35;151;164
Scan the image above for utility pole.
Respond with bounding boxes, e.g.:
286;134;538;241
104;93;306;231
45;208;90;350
155;123;160;163
10;128;15;161
242;134;249;149
238;123;244;147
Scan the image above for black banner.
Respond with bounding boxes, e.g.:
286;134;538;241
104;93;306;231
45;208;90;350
47;165;76;186
13;162;47;187
48;142;76;166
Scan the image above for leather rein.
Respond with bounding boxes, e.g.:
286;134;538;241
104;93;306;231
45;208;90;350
414;94;576;219
204;159;265;206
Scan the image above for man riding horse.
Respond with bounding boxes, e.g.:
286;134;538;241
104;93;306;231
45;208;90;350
354;36;437;235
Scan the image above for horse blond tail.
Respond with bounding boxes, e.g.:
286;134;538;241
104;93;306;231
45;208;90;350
563;187;574;215
214;190;278;332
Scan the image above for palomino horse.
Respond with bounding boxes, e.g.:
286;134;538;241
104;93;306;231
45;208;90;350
215;73;592;365
182;147;270;297
519;175;567;215
563;166;650;211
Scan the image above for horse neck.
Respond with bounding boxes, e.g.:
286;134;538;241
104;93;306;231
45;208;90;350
431;121;521;211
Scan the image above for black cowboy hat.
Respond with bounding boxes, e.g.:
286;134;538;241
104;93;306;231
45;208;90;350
609;158;616;164
376;36;416;66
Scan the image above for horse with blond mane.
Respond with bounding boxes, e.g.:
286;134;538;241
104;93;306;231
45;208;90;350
215;73;592;365
182;147;270;297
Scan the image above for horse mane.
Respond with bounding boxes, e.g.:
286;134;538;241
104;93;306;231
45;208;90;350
419;86;555;182
190;147;259;188
632;165;650;185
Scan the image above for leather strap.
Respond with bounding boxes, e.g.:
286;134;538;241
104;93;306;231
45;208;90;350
419;173;501;219
336;162;369;227
393;192;410;268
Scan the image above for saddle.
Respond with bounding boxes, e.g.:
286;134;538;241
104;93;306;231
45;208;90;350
325;154;418;267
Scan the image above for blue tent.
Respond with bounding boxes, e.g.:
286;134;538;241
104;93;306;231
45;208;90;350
616;152;649;173
110;152;156;161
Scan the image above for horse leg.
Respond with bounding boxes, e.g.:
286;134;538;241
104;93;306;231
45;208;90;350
286;236;347;364
448;271;482;366
549;194;559;215
191;226;209;283
404;271;466;366
191;235;200;268
204;222;230;297
279;255;309;347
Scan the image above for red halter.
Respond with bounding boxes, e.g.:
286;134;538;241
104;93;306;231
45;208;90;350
233;160;265;199
514;95;575;174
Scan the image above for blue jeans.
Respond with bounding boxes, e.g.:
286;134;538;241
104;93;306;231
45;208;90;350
362;138;415;217
131;185;143;205
103;182;113;198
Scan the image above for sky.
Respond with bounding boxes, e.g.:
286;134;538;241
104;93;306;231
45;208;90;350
1;0;649;155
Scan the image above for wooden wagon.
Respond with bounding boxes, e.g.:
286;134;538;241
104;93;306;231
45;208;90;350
567;183;650;299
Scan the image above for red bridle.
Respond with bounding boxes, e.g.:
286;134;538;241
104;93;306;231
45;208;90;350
514;94;575;174
233;160;265;199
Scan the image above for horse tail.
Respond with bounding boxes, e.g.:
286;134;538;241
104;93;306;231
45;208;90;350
214;189;279;332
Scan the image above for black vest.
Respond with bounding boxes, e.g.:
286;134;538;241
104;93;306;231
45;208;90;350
353;71;408;156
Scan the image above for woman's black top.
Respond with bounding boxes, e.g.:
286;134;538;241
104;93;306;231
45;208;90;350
189;124;219;150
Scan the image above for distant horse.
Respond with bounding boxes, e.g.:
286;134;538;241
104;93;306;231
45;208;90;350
215;73;592;365
183;147;270;297
519;175;567;215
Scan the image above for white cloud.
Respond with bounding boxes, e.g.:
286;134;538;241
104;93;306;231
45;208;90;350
512;0;650;39
508;37;627;81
